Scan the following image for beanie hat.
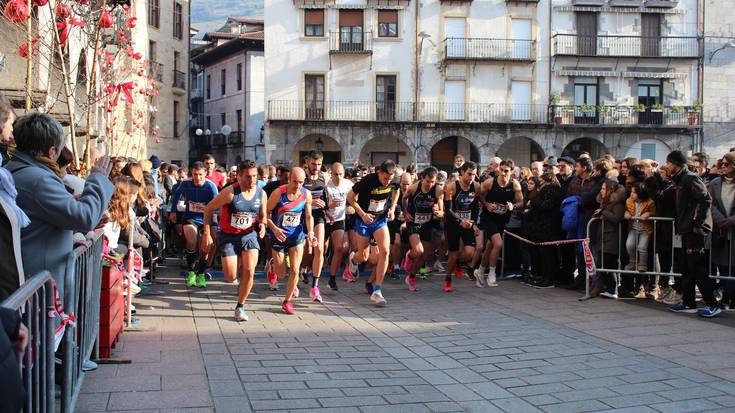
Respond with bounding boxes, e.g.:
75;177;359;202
666;150;687;167
149;154;162;169
723;151;735;166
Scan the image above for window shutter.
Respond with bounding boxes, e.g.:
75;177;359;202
305;9;324;25
339;10;363;27
378;10;397;24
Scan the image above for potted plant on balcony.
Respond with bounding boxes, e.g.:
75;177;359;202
580;104;595;114
634;103;646;113
550;92;563;124
687;101;702;125
671;104;685;113
650;103;664;113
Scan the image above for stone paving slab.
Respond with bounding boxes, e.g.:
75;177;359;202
79;263;735;412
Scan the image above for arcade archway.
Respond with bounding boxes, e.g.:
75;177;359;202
496;137;545;166
430;136;479;172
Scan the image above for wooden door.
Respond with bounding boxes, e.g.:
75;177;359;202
641;14;661;57
576;12;597;56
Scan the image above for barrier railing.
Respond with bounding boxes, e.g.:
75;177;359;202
61;229;104;413
1;271;56;413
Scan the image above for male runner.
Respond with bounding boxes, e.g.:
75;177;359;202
477;159;523;287
388;173;412;279
346;160;398;306
324;162;353;290
302;151;328;300
169;162;219;288
444;161;481;292
203;154;226;189
401;167;444;292
201;160;266;321
263;166;290;289
266;167;317;314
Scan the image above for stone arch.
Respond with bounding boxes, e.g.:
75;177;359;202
562;137;609;160
291;134;343;166
358;135;413;167
624;138;671;164
430;136;480;172
496;137;545;167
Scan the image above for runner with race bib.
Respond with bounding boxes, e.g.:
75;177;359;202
266;167;317;314
444;161;481;292
201;160;267;321
401;167;444;292
324;162;353;290
302;151;328;302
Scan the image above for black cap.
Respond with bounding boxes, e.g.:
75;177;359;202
558;156;575;166
544;157;558;167
666;150;688;167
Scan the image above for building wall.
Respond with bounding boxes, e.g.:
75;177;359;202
703;0;735;156
246;52;265;163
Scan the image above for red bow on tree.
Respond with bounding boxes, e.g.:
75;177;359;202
112;82;134;106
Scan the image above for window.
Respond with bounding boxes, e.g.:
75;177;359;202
305;74;325;120
220;112;227;129
173;2;183;39
304;9;324;37
173;101;179;137
205;116;211;130
376;75;396;120
205;74;211;99
638;80;663;125
378;10;397;38
236;63;242;91
148;0;160;28
221;69;226;96
339;10;364;51
236;109;243;131
574;79;598;123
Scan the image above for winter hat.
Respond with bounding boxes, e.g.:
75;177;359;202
723;151;735;166
666;150;687;167
149;154;162;169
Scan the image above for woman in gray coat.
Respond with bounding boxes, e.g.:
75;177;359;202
5;113;114;301
709;152;735;308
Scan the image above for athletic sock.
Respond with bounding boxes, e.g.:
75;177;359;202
185;249;198;271
445;274;451;282
479;265;486;276
374;285;382;292
312;277;319;287
196;259;208;274
235;303;243;309
409;273;416;279
488;266;496;275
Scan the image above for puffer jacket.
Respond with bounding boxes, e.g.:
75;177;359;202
596;186;626;256
670;166;712;235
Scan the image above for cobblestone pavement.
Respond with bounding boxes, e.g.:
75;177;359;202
78;264;735;412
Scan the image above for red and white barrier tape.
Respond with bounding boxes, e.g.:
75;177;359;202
503;231;597;279
46;280;76;351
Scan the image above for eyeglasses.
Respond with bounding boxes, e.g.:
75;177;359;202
722;162;732;168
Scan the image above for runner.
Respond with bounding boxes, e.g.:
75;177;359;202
262;166;290;288
477;159;523;287
201;160;266;321
346;160;398;306
203;154;226;189
388;173;412;279
401;167;444;292
443;161;481;292
324;162;353;290
266;167;318;314
302;151;328;300
169;162;219;288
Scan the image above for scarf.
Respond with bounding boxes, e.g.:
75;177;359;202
0;167;30;228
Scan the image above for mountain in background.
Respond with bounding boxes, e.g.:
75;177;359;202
191;0;263;37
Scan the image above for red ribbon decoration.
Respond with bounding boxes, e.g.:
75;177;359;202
112;82;134;106
46;280;76;351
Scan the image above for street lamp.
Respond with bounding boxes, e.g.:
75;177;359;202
195;128;203;136
710;39;735;62
204;129;211;136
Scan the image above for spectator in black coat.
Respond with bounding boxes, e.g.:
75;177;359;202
0;307;27;412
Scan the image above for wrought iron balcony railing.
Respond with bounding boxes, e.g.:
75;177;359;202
148;61;164;82
329;31;373;54
550;105;702;127
173;70;186;89
444;38;535;61
268;100;549;123
552;34;701;58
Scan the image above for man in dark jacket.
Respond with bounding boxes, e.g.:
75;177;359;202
0;307;27;412
565;157;598;288
664;150;720;317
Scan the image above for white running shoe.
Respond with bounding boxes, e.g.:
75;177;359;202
474;269;486;288
486;273;498;287
370;290;387;306
348;251;359;278
234;307;249;322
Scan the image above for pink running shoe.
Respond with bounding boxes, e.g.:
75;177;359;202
310;286;323;303
342;264;355;283
405;275;417;292
402;250;414;272
267;260;278;290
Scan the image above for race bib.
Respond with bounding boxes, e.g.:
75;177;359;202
492;203;507;214
414;212;432;225
673;235;682;249
368;199;386;213
189;202;205;213
282;212;301;228
456;211;472;221
231;212;255;230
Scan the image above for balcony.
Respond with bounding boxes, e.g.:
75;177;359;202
552;34;701;58
444;38;535;62
572;0;606;5
173;70;186;90
267;100;549;123
228;131;245;145
148;61;163;82
329;31;373;54
506;0;540;3
550;105;702;127
190;85;203;99
609;0;642;6
645;0;678;7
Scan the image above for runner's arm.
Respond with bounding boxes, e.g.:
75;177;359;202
443;184;461;223
259;190;268;233
478;179;492;210
402;184;415;218
511;180;524;210
266;188;281;231
435;185;444;219
305;192;314;235
202;187;234;238
347;190;366;219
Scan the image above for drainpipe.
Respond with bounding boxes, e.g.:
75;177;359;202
697;0;704;150
547;0;553;155
413;0;420;164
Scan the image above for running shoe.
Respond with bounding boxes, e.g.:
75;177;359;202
599;291;618;299
390;268;400;280
405;275;417;292
282;301;295;315
348;251;359;278
443;279;453;293
366;282;374;295
474;269;486;288
433;261;445;273
342;264;355;283
698;306;721;318
196;273;207;288
186;271;197;287
486;273;498;287
402;250;414;272
418;267;427;280
454;266;463;279
670;303;697;313
299;267;309;284
370;290;386;306
310;286;323;303
234;307;249;322
328;277;338;290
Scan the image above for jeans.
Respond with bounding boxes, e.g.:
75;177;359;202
625;229;649;268
681;233;718;308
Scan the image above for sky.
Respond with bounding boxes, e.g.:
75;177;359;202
191;0;263;37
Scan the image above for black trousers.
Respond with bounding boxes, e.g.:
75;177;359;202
681;233;717;308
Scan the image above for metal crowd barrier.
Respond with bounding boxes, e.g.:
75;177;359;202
0;271;56;413
61;229;105;413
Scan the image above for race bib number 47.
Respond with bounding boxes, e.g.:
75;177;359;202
282;212;301;227
231;212;255;230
